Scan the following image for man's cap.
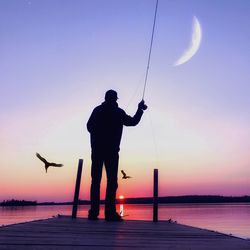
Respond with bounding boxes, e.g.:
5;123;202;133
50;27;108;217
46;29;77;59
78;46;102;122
105;89;118;101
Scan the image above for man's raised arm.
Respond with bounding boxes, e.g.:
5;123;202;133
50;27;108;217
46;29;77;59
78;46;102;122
123;100;147;126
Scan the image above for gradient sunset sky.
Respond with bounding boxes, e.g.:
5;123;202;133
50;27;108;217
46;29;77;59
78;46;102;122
1;0;249;202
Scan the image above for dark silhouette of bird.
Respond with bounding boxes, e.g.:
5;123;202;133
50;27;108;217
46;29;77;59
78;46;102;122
121;170;132;179
36;153;63;173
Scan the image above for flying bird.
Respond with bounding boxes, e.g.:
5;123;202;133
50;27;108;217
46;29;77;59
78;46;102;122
36;153;63;173
121;170;132;179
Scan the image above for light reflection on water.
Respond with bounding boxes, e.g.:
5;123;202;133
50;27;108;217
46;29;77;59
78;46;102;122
1;203;250;239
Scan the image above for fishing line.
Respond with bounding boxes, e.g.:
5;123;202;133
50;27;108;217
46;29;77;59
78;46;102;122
142;0;159;100
125;72;145;110
147;109;160;167
122;0;160;173
126;0;159;107
142;0;160;166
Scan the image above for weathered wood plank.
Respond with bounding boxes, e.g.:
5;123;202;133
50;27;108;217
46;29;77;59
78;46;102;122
0;217;249;250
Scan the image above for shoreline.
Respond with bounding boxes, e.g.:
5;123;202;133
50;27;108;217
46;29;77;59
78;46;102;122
1;201;250;207
1;195;250;207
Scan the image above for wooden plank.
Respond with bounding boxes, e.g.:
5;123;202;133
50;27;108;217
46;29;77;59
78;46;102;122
0;217;249;250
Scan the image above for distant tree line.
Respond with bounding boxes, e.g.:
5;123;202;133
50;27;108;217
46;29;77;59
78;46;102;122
1;195;249;206
116;195;250;204
38;195;250;205
0;199;37;206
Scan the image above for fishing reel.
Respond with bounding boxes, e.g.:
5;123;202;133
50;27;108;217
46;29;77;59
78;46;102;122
138;100;148;111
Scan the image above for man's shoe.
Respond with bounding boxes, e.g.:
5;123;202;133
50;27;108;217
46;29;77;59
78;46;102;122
105;212;123;222
88;214;99;221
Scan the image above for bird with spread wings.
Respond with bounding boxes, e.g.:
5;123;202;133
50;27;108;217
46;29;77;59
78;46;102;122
36;153;63;173
121;170;132;179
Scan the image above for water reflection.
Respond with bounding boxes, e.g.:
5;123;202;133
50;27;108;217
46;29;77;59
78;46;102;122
119;204;124;217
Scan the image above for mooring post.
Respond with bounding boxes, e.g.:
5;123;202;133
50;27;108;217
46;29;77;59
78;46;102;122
72;159;83;219
153;168;158;222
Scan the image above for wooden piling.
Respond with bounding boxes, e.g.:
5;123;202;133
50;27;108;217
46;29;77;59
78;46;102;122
72;159;83;219
153;168;158;222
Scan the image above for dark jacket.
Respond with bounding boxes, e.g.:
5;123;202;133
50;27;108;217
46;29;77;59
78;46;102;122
87;101;143;153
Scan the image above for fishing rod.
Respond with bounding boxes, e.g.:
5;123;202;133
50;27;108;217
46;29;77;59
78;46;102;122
142;0;159;101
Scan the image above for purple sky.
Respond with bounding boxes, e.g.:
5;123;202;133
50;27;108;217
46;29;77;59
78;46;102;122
0;0;249;201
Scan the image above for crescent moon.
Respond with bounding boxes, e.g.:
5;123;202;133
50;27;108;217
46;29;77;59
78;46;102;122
174;16;202;66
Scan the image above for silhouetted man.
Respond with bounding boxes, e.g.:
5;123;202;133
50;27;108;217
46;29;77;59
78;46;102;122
87;90;147;221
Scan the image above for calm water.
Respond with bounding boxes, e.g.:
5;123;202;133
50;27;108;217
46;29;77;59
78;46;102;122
1;203;250;239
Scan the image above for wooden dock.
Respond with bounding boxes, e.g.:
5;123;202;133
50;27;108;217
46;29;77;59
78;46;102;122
0;216;249;249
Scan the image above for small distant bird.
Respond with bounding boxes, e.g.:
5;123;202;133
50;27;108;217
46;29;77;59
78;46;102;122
121;170;132;179
36;153;63;173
